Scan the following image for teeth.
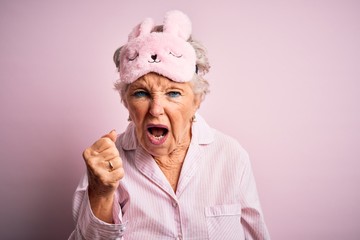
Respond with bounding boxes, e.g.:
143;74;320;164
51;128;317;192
154;135;164;140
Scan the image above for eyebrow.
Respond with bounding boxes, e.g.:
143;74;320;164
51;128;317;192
128;81;147;90
128;78;188;92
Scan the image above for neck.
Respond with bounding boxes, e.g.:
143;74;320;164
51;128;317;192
154;142;189;167
153;142;190;192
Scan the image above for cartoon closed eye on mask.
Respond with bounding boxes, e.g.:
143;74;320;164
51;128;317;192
117;10;197;84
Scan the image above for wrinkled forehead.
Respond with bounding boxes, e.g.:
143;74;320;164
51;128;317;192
129;73;192;90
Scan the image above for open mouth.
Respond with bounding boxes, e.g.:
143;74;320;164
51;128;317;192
147;124;169;144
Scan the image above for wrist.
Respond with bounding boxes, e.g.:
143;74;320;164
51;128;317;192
88;189;115;223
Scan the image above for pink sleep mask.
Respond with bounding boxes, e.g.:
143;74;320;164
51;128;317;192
117;10;197;84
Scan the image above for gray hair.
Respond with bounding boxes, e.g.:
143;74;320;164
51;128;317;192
113;25;210;103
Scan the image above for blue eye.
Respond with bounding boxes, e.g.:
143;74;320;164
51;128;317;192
167;91;181;98
133;91;149;98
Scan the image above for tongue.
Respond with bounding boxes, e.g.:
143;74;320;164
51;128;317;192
151;127;166;137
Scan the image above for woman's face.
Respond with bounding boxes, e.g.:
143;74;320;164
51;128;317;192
124;73;201;157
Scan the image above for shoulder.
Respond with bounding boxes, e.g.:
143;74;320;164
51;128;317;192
200;128;252;185
194;114;249;162
201;127;250;168
213;129;249;157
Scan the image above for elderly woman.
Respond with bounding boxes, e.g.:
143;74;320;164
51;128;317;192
69;10;270;240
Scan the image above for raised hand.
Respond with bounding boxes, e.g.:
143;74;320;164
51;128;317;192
83;130;124;223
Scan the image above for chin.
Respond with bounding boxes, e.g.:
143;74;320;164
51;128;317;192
142;140;173;157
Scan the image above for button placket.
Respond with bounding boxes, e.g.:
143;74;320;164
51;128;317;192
171;198;182;240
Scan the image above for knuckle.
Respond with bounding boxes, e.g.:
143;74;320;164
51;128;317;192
116;168;125;180
116;157;123;166
84;153;97;165
106;148;119;160
111;150;120;159
119;168;125;178
83;148;91;159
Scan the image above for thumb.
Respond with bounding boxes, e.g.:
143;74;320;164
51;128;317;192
101;129;117;142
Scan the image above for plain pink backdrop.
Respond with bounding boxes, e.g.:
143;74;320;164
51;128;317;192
1;0;359;239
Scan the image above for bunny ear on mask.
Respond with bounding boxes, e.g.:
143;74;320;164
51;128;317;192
163;10;192;40
128;17;155;41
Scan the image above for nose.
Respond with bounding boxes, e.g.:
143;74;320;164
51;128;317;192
151;54;157;60
149;97;164;117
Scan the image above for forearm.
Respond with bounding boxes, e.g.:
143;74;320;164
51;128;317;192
88;190;115;223
69;175;126;240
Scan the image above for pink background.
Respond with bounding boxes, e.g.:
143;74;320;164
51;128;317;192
1;0;359;239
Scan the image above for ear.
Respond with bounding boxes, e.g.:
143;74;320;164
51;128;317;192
163;10;192;40
193;93;202;110
128;17;155;41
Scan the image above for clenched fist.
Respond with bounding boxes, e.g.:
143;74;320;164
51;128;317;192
83;130;124;223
